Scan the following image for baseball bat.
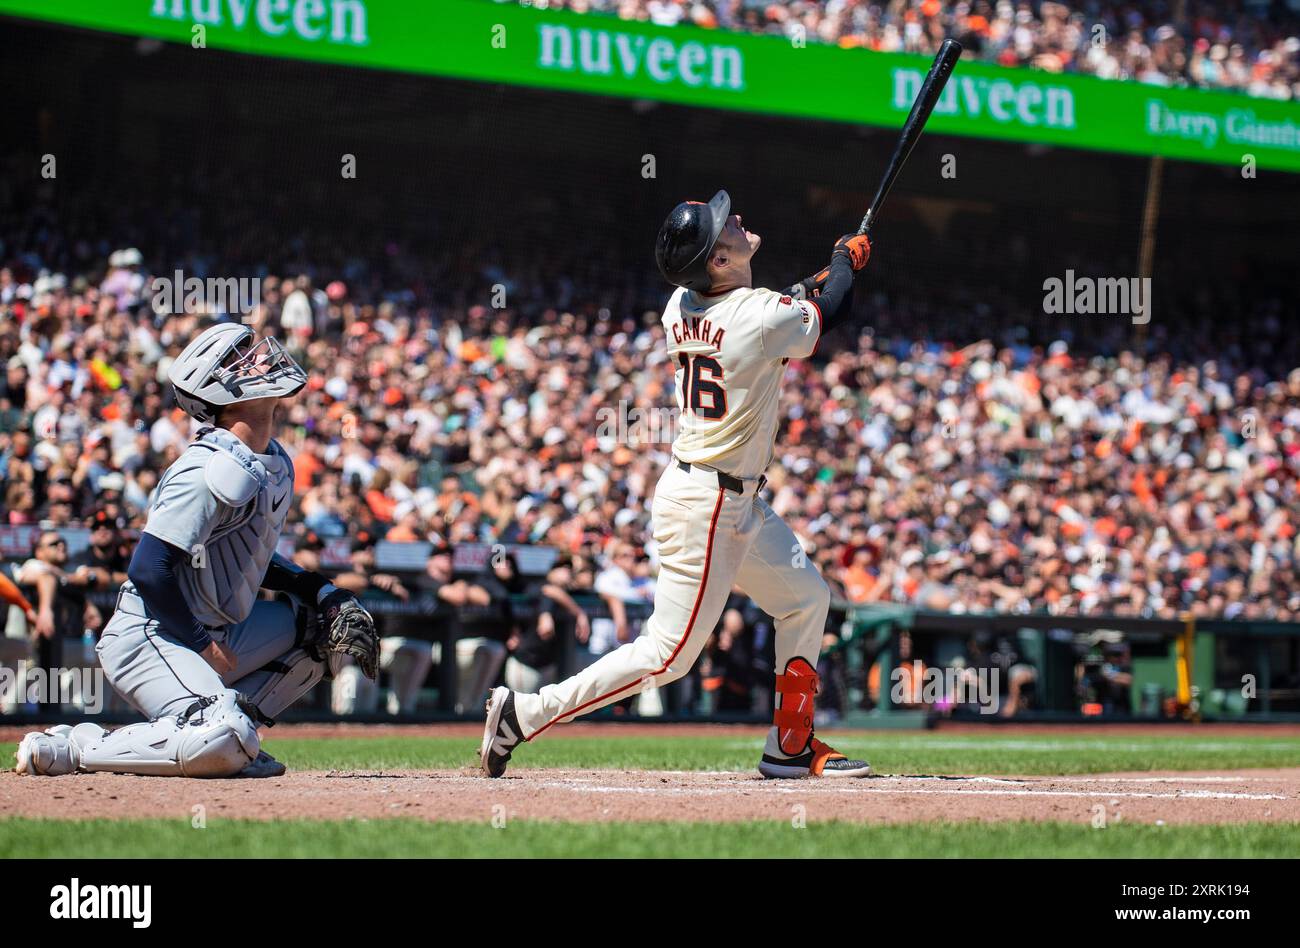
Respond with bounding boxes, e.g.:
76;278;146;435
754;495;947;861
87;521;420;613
856;38;962;238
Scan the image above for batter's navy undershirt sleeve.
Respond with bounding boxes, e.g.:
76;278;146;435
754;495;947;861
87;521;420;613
127;532;213;653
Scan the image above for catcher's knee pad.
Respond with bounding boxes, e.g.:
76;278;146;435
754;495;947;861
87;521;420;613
79;690;260;777
175;694;261;777
237;647;326;720
773;657;819;756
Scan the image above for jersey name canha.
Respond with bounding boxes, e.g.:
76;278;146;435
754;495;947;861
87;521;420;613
662;284;822;479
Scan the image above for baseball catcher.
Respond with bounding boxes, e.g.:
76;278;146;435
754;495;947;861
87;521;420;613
483;191;872;779
15;323;378;778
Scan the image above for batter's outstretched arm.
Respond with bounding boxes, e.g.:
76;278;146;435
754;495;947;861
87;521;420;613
128;533;215;652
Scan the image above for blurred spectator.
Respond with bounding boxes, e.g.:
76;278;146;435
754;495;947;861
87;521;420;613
505;557;592;693
590;542;655;656
15;531;99;709
701;594;763;713
0;568;37;713
1077;637;1134;715
322;535;437;716
869;630;928;709
407;545;510;713
68;508;131;591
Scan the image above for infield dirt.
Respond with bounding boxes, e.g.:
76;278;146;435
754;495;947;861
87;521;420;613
3;767;1297;826
5;722;1298;825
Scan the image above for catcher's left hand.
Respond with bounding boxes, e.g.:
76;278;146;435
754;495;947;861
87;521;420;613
317;589;380;680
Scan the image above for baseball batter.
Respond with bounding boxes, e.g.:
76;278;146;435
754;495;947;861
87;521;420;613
483;191;873;778
15;323;379;779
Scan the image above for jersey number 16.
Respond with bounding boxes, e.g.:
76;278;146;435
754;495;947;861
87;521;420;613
678;354;727;420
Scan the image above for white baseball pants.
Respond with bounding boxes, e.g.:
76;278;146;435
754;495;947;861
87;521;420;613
513;460;829;740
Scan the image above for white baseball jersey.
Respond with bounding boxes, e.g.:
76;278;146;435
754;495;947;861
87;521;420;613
663;285;822;479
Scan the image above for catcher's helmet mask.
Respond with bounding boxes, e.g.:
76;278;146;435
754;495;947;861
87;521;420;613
655;190;731;292
169;323;307;424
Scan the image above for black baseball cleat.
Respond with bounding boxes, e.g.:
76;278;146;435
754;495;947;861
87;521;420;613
237;750;288;778
480;687;524;778
758;738;871;779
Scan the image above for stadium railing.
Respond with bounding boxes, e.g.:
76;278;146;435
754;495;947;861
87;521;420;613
841;605;1300;724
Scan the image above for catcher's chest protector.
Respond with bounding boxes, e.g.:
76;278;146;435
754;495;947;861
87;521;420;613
186;427;294;623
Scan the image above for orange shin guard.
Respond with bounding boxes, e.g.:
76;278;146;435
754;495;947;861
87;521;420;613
773;657;819;756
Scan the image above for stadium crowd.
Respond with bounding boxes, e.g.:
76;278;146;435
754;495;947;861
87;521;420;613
3;233;1298;635
535;0;1300;100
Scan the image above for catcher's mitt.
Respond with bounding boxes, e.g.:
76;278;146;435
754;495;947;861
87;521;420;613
313;590;380;680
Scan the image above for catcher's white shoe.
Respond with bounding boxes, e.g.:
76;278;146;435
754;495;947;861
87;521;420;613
15;726;80;776
15;723;109;776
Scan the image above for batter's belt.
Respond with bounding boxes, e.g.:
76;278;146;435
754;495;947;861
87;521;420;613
674;457;766;496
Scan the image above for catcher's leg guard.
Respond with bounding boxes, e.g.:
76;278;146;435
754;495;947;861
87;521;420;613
758;658;871;779
78;690;260;777
231;647;326;720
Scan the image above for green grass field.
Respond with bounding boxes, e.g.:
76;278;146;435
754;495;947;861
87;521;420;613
3;817;1298;859
5;729;1298;857
257;730;1300;775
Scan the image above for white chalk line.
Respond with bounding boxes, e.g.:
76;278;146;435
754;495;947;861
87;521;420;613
1041;775;1278;784
628;771;1283;786
531;780;1287;802
721;739;1300;752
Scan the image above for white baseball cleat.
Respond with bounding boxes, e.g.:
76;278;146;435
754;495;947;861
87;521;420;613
480;687;524;778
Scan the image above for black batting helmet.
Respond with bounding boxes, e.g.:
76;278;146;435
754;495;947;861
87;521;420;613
654;190;731;291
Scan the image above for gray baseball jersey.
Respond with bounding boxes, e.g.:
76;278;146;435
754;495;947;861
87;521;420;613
142;427;295;627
